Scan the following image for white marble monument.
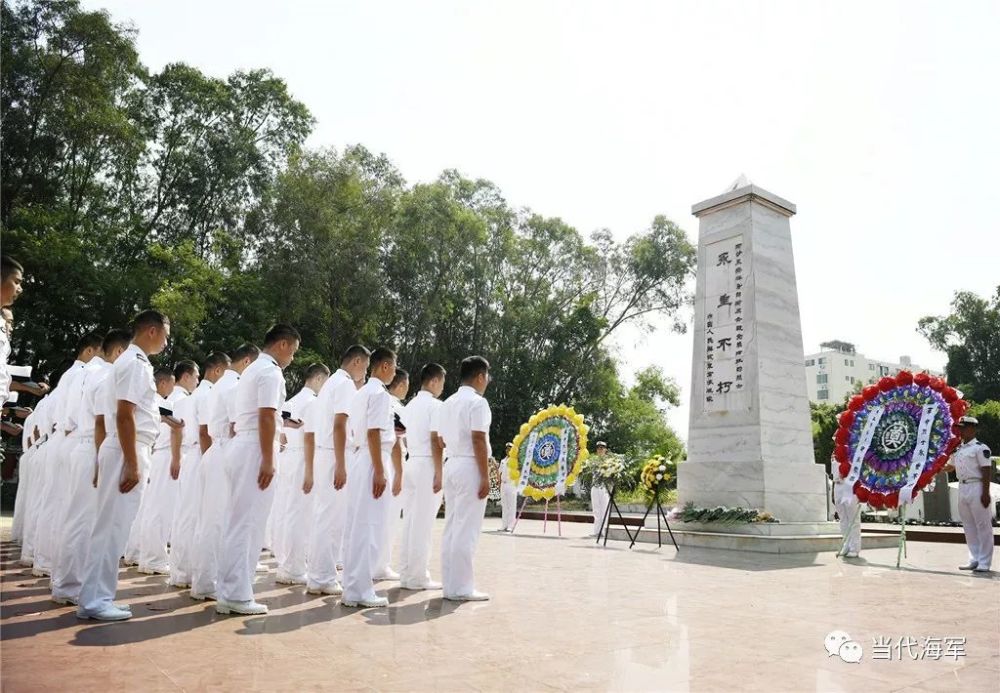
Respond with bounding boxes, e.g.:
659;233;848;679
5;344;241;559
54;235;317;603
678;178;828;523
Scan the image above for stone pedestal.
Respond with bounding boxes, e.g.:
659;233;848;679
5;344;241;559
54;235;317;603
678;180;829;525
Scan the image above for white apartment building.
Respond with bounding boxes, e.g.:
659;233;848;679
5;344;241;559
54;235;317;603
804;340;944;404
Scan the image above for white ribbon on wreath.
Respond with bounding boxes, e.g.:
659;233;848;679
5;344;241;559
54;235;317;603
516;430;537;495
846;405;884;487
898;402;939;506
555;427;570;495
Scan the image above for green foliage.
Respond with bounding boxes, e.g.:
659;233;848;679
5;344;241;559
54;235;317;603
811;401;842;469
918;287;1000;402
679;501;777;524
0;0;693;460
966;401;1000;451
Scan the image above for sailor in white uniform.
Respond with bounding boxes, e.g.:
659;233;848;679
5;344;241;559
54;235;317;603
943;416;995;573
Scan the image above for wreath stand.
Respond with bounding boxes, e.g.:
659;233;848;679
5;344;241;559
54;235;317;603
595;484;637;547
629;484;679;550
511;495;563;537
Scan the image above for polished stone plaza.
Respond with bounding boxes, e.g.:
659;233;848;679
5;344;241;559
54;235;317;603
1;517;997;692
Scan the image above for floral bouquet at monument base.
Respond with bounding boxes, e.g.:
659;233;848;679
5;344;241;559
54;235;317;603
640;455;675;498
580;453;636;493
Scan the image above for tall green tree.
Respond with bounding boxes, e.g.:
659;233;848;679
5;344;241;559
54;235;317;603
918;287;1000;402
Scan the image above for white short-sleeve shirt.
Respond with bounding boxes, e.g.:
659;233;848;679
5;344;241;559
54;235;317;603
53;360;86;431
113;344;159;440
232;353;286;436
282;387;316;449
401;390;442;458
348;378;393;451
205;369;240;441
74;359;111;437
953;438;993;481
439;385;492;459
306;369;356;448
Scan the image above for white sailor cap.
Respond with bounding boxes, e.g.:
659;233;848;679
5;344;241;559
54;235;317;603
956;415;979;426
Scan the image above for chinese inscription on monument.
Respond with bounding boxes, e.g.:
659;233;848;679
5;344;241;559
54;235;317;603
704;235;750;412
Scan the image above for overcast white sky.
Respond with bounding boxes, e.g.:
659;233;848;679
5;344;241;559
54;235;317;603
85;0;1000;440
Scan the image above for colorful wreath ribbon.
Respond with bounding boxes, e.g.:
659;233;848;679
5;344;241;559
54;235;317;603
508;404;589;501
834;371;967;510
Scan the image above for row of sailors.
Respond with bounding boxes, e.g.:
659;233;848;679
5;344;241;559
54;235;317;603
12;313;494;620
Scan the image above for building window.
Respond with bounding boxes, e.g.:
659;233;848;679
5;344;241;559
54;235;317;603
850;360;855;367
817;374;828;384
818;390;829;400
818;357;826;365
869;364;875;371
805;359;815;366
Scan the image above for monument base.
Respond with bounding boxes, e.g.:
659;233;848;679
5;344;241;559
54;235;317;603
678;459;830;523
607;521;899;553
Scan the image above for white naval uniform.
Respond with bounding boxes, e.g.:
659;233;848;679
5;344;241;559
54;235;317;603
305;369;357;591
499;455;517;531
169;380;213;587
0;316;10;406
11;408;36;544
136;390;183;573
590;483;610;536
341;378;395;604
77;344;157;616
397;390;443;586
832;461;861;555
217;353;286;604
438;385;492;599
189;369;241;597
33;360;87;574
272;387;317;582
51;358;110;602
375;395;406;577
953;438;994;571
18;394;53;563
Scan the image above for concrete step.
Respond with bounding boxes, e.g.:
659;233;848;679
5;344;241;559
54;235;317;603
606;526;899;553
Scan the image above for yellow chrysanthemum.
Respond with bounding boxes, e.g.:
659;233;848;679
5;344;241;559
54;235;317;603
507;404;590;500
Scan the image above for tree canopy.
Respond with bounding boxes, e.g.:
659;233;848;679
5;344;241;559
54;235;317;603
0;0;695;459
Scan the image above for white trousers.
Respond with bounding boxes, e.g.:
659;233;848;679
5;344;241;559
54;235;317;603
958;482;993;570
19;439;51;563
833;483;861;554
218;437;276;603
50;437;99;601
77;438;150;614
591;485;610;535
342;446;395;603
32;431;71;572
269;444;301;565
169;444;202;585
398;456;442;585
11;445;36;543
376;488;403;576
124;470;152;564
276;447;313;581
190;441;232;596
137;448;178;572
500;481;517;530
306;447;349;589
440;456;487;598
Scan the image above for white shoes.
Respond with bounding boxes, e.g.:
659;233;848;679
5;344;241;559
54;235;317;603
168;578;191;589
972;566;991;573
374;568;400;581
77;605;132;621
341;596;389;608
844;552;859;558
959;563;978;570
306;582;343;596
400;580;442;591
255;563;269;573
31;567;48;577
190;591;217;601
215;599;268;615
444;591;490;602
138;565;170;575
51;596;78;606
276;572;307;586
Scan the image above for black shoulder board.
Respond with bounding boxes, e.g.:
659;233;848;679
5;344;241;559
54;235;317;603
985;448;992;458
136;353;148;362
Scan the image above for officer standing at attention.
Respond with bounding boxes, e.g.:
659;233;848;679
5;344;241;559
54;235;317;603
76;310;170;621
943;416;994;573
